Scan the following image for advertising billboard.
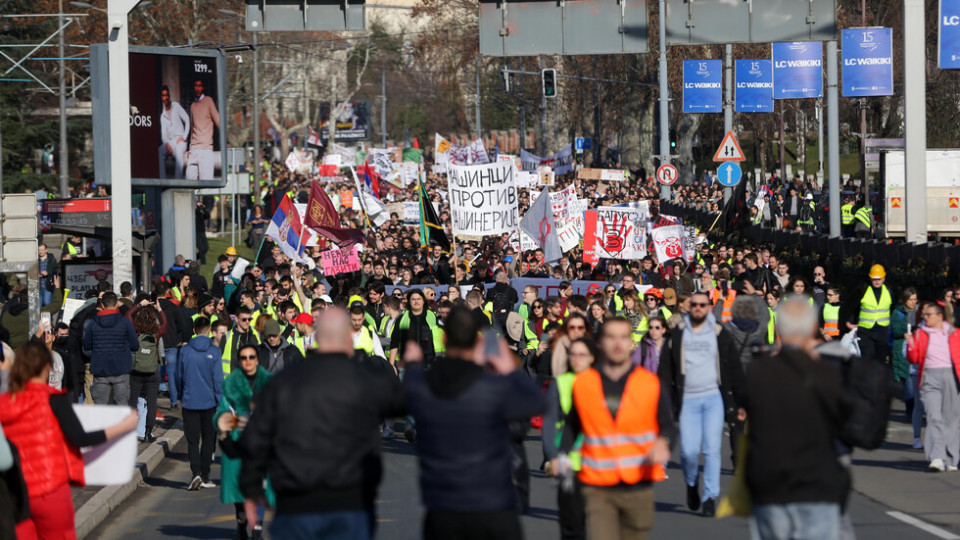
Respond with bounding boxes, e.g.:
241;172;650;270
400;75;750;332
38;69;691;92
91;45;228;188
772;41;824;99
682;60;722;113
735;59;774;112
841;28;893;97
319;101;371;143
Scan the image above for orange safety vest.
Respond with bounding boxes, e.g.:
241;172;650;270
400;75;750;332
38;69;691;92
573;367;667;487
719;290;737;323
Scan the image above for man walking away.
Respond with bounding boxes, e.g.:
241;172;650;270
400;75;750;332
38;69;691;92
404;306;545;540
83;292;140;405
239;310;405;539
560;318;674;539
743;299;851;540
175;316;224;491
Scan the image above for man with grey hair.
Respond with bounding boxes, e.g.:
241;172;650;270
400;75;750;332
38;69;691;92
239;309;405;538
742;298;851;540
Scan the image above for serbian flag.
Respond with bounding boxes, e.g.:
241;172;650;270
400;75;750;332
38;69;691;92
266;196;308;262
305;181;366;247
358;162;380;198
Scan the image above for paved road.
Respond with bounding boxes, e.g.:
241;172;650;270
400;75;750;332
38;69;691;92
88;425;957;540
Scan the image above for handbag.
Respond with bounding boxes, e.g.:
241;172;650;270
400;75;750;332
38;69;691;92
716;422;751;518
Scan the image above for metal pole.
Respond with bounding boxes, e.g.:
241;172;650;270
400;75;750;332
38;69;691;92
859;0;867;188
232;193;237;249
817;100;824;176
723;43;733;203
302;76;308;150
58;0;68;196
519;70;526;150
779;101;786;180
253;31;260;208
108;0;138;289
539;57;547;157
904;0;927;244
593;56;600;167
658;0;670;200
827;40;841;238
381;70;387;147
476;55;482;141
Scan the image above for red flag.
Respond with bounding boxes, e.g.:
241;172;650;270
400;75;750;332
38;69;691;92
305;181;366;247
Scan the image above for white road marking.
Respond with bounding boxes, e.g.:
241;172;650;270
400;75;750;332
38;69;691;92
887;511;960;539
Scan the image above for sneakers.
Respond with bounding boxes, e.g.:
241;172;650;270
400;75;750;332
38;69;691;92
686;476;701;511
155;411;165;422
929;458;946;472
187;475;202;491
948;464;959;472
200;478;216;489
137;431;157;444
702;498;717;517
913;438;924;449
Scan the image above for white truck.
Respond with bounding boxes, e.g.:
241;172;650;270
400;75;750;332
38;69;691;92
881;150;960;238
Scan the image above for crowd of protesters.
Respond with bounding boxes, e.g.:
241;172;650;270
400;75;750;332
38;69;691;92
0;150;952;540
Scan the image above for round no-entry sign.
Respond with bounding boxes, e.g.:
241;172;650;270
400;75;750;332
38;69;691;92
656;164;678;185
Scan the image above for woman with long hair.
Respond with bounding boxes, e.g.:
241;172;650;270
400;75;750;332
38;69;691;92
247;205;269;250
215;344;273;540
0;342;136;539
131;304;165;442
632;316;668;373
549;313;591;377
587;301;613;337
617;289;649;345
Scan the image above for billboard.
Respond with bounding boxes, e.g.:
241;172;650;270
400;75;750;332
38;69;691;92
91;45;228;188
772;41;823;99
735;60;774;112
841;28;894;97
682;60;722;113
319;101;371;143
940;0;960;69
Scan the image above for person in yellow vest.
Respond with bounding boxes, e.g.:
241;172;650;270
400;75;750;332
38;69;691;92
290;312;315;353
389;289;444;373
853;204;873;239
350;305;386;359
840;195;855;237
191;294;218;330
542;337;597;540
221;306;261;375
557;318;674;537
60;234;82;260
849;264;893;363
820;287;842;341
765;290;780;345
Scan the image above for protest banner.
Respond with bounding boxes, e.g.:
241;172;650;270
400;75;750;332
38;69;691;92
577;168;627;181
320;245;361;275
387;278;650;308
529;184;577;220
447;161;518;237
74;404;137;485
323;153;342;167
516;171;539;189
682;226;700;263
370;148;395;178
586;206;648;260
650;225;686;263
520;145;574;175
558;221;581;252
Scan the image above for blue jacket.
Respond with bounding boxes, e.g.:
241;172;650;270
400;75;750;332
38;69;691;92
175;335;223;410
82;309;139;377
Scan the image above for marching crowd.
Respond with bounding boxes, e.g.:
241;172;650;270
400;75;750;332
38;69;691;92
0;159;955;540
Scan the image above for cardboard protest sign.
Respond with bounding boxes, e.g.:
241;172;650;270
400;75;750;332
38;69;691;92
320;245;361;275
588;206;648;260
650;225;686;263
447;161;518;237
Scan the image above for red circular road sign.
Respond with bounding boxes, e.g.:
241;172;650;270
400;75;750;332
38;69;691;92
656;164;678;185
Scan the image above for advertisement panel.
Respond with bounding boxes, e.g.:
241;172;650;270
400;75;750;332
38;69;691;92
940;0;960;69
772;42;823;99
735;59;773;112
683;60;722;113
841;28;894;97
91;45;228;188
319;101;371;142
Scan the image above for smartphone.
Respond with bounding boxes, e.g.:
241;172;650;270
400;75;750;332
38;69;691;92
483;329;499;360
720;281;728;295
40;313;51;332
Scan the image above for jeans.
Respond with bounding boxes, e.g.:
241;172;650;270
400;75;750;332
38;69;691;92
270;511;370;540
129;370;159;434
751;502;841;540
182;407;216;480
679;391;725;501
91;374;130;406
163;347;180;404
136;397;147;438
907;367;925;440
40;287;52;307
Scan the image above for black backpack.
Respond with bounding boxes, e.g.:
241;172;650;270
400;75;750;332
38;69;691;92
838;354;896;450
133;333;160;374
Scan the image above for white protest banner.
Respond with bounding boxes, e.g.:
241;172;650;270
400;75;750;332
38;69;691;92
400;162;419;186
284;151;301;172
682;226;700;263
369;148;394;178
331;143;356;164
558;221;580;252
529;184;577;220
508;228;538;252
591;206;647;260
516;171;539;189
323;153;342;167
230;257;250;280
520;145;574;175
73;404;137;485
320;245;361;275
447;161;518;237
521;186;563;263
403;201;420;224
650;225;686;263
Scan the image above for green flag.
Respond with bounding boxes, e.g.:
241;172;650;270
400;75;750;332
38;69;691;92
402;147;423;163
419;178;450;252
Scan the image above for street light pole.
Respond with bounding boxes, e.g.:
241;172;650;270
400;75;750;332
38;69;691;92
59;0;69;196
658;0;670;200
253;31;260;207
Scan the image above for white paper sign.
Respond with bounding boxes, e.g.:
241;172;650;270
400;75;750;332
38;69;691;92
72;404;137;486
447;161;518;236
594;206;648;260
651;225;686;263
230;257;250;280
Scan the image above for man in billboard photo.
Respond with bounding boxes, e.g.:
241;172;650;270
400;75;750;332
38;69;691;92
185;79;220;181
158;85;189;179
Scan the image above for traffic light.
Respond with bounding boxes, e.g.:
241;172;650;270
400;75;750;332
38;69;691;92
501;67;512;93
541;68;557;98
669;127;677;149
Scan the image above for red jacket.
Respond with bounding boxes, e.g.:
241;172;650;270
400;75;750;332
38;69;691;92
906;326;960;388
0;382;85;498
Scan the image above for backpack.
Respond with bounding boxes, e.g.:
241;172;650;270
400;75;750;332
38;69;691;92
133;333;160;374
838;354;896;450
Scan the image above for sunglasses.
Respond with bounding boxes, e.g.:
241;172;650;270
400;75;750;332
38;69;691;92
605;289;615;293
533;305;544;309
568;325;585;330
650;325;665;330
239;355;258;360
690;302;710;307
240;317;252;322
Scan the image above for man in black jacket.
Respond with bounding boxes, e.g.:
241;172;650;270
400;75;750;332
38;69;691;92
403;305;545;540
239;309;404;539
155;281;190;407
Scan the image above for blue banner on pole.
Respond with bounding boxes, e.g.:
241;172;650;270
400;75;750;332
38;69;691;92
735;59;773;112
772;42;823;99
683;60;722;113
842;28;893;97
940;0;960;69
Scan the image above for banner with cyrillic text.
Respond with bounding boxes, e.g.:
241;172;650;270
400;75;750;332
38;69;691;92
447;161;518;237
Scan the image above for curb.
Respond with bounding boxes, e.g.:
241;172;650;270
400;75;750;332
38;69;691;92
75;421;185;539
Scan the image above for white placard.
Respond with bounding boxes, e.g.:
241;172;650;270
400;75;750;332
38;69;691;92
72;404;137;486
230;257;250;280
447;161;518;236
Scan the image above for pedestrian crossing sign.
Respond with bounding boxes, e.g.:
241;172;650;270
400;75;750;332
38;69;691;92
950;198;959;209
890;197;902;208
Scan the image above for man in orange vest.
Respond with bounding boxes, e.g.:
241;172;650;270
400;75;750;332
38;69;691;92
558;318;675;539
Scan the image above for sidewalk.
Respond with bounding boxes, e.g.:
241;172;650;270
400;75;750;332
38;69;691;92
72;399;184;540
850;399;960;533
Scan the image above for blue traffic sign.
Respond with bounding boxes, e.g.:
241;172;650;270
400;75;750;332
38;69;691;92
735;59;773;112
683;60;722;113
772;42;823;99
716;162;742;187
842;28;893;97
940;0;960;69
575;137;592;151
